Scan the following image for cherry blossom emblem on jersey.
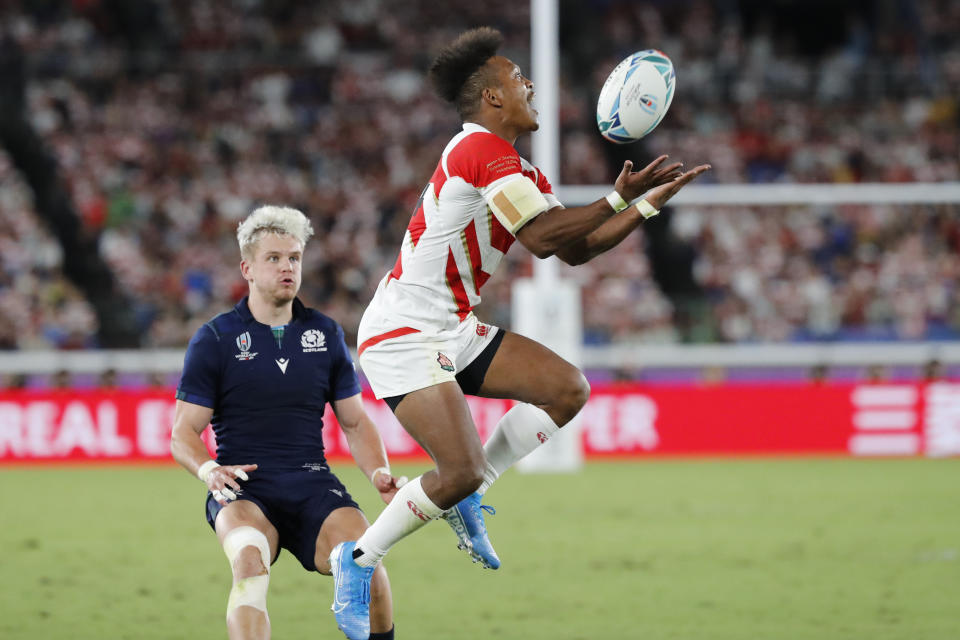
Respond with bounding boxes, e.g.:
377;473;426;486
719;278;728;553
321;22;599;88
437;352;455;372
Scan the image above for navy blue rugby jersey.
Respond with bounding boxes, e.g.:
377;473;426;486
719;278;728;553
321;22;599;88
176;297;361;470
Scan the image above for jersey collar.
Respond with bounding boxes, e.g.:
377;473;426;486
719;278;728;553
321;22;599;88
462;122;492;135
235;296;308;326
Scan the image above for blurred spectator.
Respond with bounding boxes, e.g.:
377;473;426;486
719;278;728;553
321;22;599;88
700;364;727;385
923;358;945;381
1;372;28;389
863;364;889;383
808;363;829;385
0;0;958;351
98;367;117;389
50;369;72;389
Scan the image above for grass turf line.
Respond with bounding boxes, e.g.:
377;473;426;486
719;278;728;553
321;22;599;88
2;459;957;639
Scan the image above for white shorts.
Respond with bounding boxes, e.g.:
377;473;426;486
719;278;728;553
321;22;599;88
357;313;500;399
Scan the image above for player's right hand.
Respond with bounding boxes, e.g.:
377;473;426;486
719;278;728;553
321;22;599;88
372;470;408;505
644;163;712;210
208;464;257;505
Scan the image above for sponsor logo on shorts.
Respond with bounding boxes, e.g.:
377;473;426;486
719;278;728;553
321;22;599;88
437;352;455;372
302;462;328;472
301;329;327;352
235;332;258;361
329;489;343;497
407;500;430;521
537;431;549;444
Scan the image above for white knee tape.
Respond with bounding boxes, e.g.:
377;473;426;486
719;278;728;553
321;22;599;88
226;574;269;615
223;526;271;569
222;526;271;616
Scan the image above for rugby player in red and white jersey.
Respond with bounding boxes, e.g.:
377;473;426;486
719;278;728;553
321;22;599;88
328;27;710;629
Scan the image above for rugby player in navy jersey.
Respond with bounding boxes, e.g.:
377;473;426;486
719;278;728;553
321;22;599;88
171;205;400;640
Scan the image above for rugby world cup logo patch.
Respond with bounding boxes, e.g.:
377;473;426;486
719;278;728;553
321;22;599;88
301;329;327;353
235;332;257;361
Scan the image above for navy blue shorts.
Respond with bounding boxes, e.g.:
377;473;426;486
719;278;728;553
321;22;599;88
205;465;360;572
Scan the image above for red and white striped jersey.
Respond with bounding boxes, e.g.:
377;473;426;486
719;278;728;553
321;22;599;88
360;123;561;340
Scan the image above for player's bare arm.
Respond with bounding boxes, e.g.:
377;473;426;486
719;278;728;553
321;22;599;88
554;162;712;265
332;393;403;504
170;399;257;505
514;154;685;258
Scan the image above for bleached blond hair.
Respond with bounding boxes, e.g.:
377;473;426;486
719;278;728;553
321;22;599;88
237;205;314;260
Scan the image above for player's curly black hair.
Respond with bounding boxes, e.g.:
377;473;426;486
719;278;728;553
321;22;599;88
428;27;505;119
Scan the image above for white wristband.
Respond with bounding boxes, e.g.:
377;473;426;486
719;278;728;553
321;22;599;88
197;460;220;483
605;190;630;213
636;199;659;219
370;466;390;484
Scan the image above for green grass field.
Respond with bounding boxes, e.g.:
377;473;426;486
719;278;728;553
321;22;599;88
2;459;958;639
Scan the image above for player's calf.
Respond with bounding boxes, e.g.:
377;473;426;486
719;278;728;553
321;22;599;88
433;454;485;509
369;564;394;638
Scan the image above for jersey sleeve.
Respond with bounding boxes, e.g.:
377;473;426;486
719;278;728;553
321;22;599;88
329;323;362;401
446;132;550;235
532;165;563;211
175;324;220;408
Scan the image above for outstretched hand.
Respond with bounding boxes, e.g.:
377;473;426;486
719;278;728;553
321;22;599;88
614;155;684;202
644;163;712;210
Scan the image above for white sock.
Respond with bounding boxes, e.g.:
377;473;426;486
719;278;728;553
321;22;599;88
479;403;560;494
354;476;444;567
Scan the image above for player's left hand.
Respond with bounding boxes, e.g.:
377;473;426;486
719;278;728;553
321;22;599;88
372;469;408;504
644;163;712;211
614;155;684;202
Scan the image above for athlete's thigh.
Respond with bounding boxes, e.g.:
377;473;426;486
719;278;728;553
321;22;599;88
394;381;483;465
476;330;581;404
214;499;281;561
313;506;370;574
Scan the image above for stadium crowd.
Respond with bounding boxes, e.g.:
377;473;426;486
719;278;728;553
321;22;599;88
0;0;958;352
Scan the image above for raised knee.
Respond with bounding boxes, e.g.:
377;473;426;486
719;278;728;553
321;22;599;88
222;526;271;618
223;526;271;580
232;545;268;580
555;370;590;425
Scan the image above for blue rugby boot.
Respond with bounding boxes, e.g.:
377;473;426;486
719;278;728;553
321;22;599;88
442;491;501;569
329;541;374;640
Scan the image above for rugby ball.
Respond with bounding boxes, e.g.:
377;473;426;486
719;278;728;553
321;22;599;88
596;50;675;144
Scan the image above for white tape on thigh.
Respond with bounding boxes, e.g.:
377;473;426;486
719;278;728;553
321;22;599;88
222;526;271;615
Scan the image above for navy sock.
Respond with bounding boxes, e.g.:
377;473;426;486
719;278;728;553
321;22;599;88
369;625;395;640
